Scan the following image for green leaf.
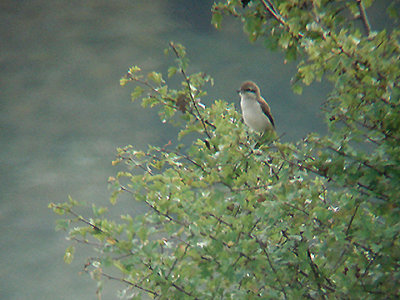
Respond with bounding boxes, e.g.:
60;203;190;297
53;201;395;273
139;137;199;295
292;83;303;95
147;71;164;85
285;45;297;61
55;219;69;231
167;66;178;78
299;65;315;85
211;11;222;29
64;246;75;264
130;86;144;102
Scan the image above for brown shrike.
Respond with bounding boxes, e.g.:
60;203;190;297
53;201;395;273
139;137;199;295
238;81;275;133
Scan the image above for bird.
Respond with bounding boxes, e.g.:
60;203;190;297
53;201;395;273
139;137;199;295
237;81;275;133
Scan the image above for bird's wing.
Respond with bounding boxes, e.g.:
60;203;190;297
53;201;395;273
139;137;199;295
258;97;275;128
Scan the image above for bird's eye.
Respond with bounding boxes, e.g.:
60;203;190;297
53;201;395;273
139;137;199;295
245;88;255;93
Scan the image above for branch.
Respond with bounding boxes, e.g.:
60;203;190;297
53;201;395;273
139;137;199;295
123;155;154;176
260;0;285;26
252;234;288;299
331;199;361;272
324;144;391;179
260;0;304;38
160;147;209;174
166;243;190;279
262;159;280;180
63;207;107;235
169;42;213;140
95;269;159;297
126;71;216;132
277;150;390;202
171;282;199;299
120;184;188;227
356;0;371;36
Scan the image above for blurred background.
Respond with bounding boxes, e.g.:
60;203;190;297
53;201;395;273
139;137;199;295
0;1;391;299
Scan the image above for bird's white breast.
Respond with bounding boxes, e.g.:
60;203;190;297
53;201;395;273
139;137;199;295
240;95;272;132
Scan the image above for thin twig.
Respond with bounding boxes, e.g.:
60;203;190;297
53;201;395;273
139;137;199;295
169;42;213;140
307;249;330;297
98;269;159;296
166;243;190;280
356;0;371;36
260;0;285;26
64;207;104;233
252;234;288;299
332;200;361;272
278;152;389;202
262;159;280;180
171;282;199;299
162;148;208;173
126;74;212;129
120;184;188;227
260;0;304;38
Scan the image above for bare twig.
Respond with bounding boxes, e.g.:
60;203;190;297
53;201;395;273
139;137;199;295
63;207;104;233
260;0;285;26
169;42;213;140
356;0;371;36
96;269;159;297
332;199;362;272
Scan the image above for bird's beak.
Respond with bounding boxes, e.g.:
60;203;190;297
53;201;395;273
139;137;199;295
237;89;241;94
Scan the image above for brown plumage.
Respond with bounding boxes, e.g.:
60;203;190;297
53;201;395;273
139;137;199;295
238;81;275;132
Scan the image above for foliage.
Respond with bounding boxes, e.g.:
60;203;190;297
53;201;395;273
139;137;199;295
50;1;400;298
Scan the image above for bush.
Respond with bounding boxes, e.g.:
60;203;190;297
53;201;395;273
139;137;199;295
51;1;400;298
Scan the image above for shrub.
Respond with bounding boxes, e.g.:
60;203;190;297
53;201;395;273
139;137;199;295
51;1;400;298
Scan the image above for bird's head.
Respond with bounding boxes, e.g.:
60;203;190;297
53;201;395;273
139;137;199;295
237;81;260;99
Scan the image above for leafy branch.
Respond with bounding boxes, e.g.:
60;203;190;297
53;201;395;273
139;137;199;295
169;42;214;140
52;1;400;298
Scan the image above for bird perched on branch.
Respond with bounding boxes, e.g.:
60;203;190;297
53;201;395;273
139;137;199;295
238;81;275;134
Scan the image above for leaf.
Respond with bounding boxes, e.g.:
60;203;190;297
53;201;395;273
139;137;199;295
147;71;164;85
211;11;222;29
49;203;66;215
299;65;315;85
292;83;303;95
92;204;108;216
128;66;141;74
64;246;75;264
285;45;297;61
110;190;120;205
167;66;178;78
119;77;128;87
55;219;69;231
130;86;144;102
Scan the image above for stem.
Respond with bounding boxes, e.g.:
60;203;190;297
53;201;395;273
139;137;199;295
99;270;159;297
252;234;288;299
260;0;304;38
169;42;213;140
356;0;371;36
260;0;285;26
120;184;188;227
